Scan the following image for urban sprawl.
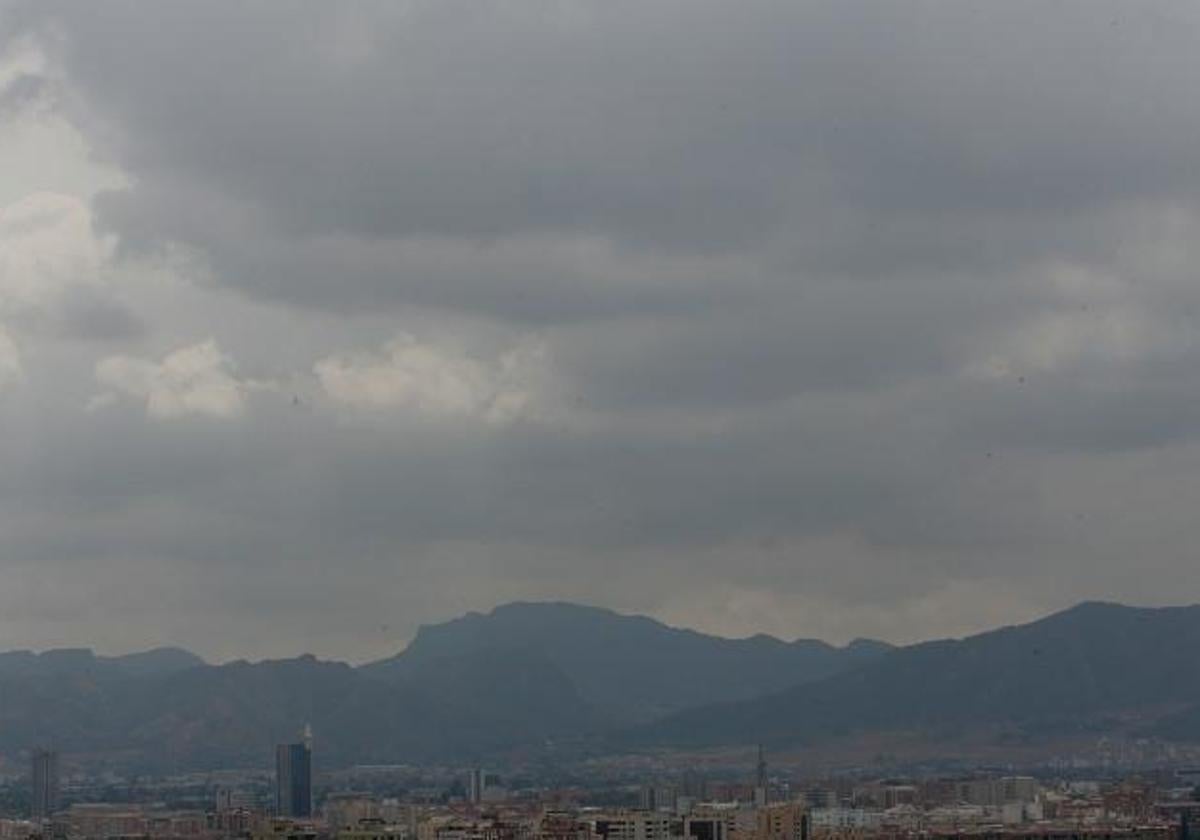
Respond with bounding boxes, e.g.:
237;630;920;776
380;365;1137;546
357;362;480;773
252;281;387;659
7;733;1200;840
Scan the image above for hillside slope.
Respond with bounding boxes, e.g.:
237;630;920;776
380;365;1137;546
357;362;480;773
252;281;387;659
634;602;1200;748
363;601;890;723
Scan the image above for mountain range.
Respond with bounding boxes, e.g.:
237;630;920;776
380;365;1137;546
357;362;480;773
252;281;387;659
632;601;1200;750
362;601;890;723
1;601;1198;770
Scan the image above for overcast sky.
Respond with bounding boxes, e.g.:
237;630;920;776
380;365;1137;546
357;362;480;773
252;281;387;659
1;1;1199;662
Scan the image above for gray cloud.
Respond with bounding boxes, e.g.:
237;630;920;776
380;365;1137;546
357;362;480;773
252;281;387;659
53;289;145;342
0;1;1199;659
0;71;48;117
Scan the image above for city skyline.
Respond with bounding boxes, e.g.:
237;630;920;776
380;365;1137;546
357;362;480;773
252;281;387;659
5;753;1197;840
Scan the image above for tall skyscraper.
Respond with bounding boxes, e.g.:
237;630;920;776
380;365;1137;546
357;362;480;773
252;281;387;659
753;744;768;807
639;784;658;811
467;768;485;804
275;725;313;818
31;748;59;820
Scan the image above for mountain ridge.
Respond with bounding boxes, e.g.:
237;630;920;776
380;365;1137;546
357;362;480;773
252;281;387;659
3;600;1200;771
361;600;891;723
396;600;890;651
0;646;206;678
631;600;1200;750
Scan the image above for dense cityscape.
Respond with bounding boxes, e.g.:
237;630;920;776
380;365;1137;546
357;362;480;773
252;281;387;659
6;733;1200;840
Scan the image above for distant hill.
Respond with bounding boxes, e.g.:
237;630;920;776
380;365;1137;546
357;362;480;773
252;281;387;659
0;650;597;770
0;647;210;753
112;655;474;768
633;602;1200;749
380;645;609;738
0;604;887;770
361;601;891;723
0;646;205;679
106;647;207;677
5;601;1200;771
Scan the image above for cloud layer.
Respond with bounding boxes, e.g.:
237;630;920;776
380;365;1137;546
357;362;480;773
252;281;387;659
1;1;1200;660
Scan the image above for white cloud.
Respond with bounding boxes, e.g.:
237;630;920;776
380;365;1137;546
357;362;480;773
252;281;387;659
0;192;113;316
314;333;546;424
94;339;263;420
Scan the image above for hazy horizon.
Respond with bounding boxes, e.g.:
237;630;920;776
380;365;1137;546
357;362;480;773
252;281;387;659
4;596;1195;666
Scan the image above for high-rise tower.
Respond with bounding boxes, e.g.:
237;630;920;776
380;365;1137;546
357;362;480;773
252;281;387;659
754;744;768;807
275;726;313;818
467;768;485;804
31;748;59;820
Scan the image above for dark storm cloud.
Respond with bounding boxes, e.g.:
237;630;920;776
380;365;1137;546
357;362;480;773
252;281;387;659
18;0;1200;391
3;0;1200;656
18;1;1200;312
